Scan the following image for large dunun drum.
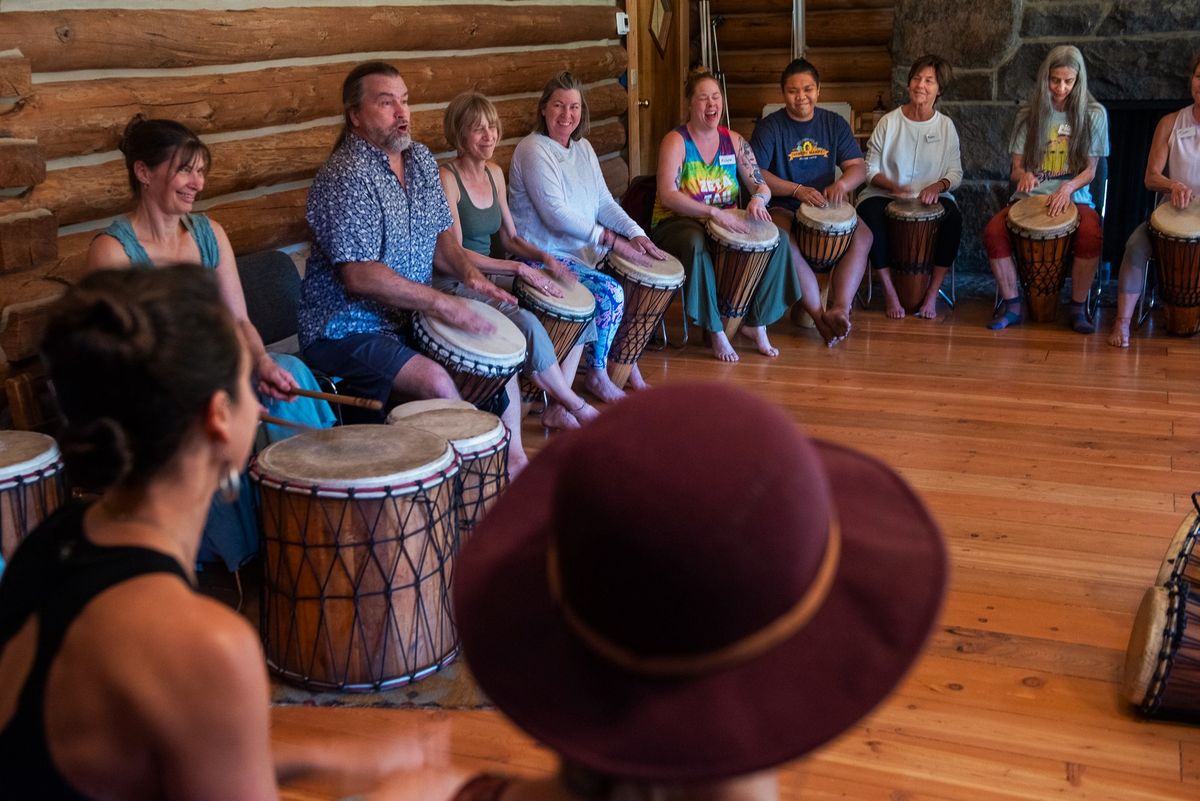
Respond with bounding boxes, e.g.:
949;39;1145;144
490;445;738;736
1149;202;1200;336
252;425;461;691
1005;196;1079;323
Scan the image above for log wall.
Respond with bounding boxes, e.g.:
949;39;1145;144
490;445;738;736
0;1;631;404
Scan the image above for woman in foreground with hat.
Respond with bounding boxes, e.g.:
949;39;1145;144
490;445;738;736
0;267;438;798
377;382;948;800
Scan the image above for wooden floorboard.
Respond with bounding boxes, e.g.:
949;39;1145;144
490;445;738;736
276;296;1200;799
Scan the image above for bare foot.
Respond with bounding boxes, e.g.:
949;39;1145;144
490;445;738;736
915;296;938;319
736;325;780;358
882;285;905;319
1108;319;1131;348
628;363;650;391
508;448;530;479
568;400;600;425
541;402;581;431
583;368;626;403
711;331;739;362
809;309;837;343
823;307;852;347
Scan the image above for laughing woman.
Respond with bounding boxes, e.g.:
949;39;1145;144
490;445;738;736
651;67;802;361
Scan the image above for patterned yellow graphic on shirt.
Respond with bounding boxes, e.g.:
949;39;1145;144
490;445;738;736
1037;123;1071;180
788;139;830;162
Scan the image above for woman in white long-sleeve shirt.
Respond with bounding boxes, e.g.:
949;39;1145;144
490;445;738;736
508;71;669;402
857;55;964;319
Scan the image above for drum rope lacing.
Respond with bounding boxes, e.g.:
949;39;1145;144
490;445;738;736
545;513;842;677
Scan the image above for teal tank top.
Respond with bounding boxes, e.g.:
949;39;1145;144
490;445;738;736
446;163;502;257
97;213;220;269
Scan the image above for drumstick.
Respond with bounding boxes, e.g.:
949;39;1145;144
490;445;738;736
259;414;316;431
289;387;384;411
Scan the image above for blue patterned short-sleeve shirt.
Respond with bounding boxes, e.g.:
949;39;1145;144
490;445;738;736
298;132;453;346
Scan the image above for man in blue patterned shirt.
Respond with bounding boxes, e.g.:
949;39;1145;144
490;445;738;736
299;61;518;425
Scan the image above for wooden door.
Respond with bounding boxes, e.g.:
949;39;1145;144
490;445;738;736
626;0;689;178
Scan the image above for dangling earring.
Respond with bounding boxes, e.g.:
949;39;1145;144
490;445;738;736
217;464;241;503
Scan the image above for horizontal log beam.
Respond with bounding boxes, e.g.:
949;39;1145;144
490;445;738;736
37;122;629;291
722;47;891;85
718;9;894;50
727;82;892;118
0;139;45;187
0;50;31;98
0;5;619;72
600;157;630;199
712;0;893;12
0;209;56;274
0;88;628;228
2;45;627;159
0;277;65;363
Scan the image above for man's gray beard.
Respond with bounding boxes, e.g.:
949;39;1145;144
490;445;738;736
383;131;412;154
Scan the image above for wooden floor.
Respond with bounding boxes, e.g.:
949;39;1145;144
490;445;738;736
278;295;1200;800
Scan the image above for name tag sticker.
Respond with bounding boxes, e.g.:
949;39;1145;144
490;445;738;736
718;154;737;166
1058;123;1072;136
1179;128;1196;139
925;133;941;143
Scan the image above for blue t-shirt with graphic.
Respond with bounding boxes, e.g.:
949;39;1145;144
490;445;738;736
750;107;863;213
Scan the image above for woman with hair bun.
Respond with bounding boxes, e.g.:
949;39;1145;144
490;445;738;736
0;267;439;799
87;115;334;570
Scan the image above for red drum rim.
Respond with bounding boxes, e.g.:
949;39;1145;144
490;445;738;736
250;424;458;498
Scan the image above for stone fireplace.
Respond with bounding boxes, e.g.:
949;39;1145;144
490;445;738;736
891;0;1198;274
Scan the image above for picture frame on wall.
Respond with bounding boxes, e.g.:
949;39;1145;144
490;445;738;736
650;0;673;54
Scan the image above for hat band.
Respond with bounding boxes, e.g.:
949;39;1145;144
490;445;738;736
547;514;842;677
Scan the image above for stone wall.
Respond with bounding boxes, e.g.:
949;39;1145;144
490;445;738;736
891;0;1198;273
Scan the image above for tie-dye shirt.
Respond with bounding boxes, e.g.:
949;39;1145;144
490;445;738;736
652;125;740;227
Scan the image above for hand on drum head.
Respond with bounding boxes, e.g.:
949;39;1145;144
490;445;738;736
517;262;565;298
433;294;498;335
747;195;772;222
710;207;751;235
1046;187;1072;217
541;255;579;287
256;352;298;401
918;183;943;206
796;185;828;209
1016;172;1040;194
823;182;851;206
1171;181;1194;210
463;274;518;308
630;234;670;261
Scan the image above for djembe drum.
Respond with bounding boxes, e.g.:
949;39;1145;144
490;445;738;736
604;250;685;388
252;425;461;691
794;202;857;272
1157;494;1200;588
885;198;944;314
513;272;595;400
1123;582;1200;721
706;210;780;338
1006;196;1079;323
386;403;509;538
412;299;526;405
1149;202;1200;336
0;431;66;561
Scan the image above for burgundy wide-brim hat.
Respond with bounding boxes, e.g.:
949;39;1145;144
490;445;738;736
454;383;947;782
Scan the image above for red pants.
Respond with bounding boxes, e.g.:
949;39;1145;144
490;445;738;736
982;203;1102;260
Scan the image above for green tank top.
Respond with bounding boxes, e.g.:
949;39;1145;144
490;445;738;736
447;163;502;257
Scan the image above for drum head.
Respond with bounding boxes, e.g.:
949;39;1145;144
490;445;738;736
1122;585;1171;707
517;273;597;318
386;398;476;423
796;202;858;232
394;408;507;456
1156;510;1199;585
0;431;61;482
884;197;945;222
706;209;780;251
253;424;456;491
1007;195;1078;236
1150;202;1200;240
607;250;686;289
418;298;526;367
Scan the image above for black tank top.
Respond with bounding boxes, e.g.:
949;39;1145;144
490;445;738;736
0;503;190;800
